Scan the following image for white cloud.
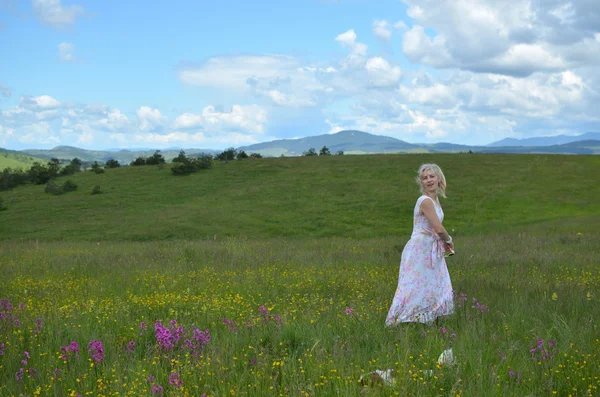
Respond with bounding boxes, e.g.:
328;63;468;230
365;57;402;88
20;95;61;110
136;106;167;132
394;20;409;31
32;0;84;29
58;42;76;62
335;29;368;69
178;55;328;108
202;104;267;134
173;113;204;130
373;20;392;40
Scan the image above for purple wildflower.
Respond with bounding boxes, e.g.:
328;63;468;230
140;321;148;331
169;372;184;388
126;341;136;355
15;368;24;382
151;384;164;396
146;374;155;384
88;340;105;364
258;305;269;319
222;317;237;333
182;328;211;358
60;341;80;360
0;343;4;355
498;350;506;360
345;307;354;318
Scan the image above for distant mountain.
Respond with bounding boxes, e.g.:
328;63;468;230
4;131;599;164
487;132;600;147
238;130;420;156
19;146;220;163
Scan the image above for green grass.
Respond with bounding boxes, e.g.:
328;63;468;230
1;154;599;241
0;151;46;170
0;235;598;396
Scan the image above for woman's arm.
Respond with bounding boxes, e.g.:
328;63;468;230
420;199;452;243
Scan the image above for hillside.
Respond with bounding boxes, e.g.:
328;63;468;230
0;148;46;169
0;153;598;241
20;146;219;163
487;132;600;147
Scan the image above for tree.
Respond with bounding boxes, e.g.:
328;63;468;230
250;153;263;159
28;162;51;184
105;158;121;168
319;146;331;156
236;150;248;160
303;148;317;156
336;150;344;155
60;158;83;175
47;158;61;179
146;150;166;165
216;147;237;162
172;150;188;163
131;157;147;166
91;161;105;174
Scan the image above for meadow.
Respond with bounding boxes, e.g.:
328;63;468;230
1;154;599;396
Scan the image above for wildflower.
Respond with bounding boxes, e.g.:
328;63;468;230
146;375;155;384
15;368;24;382
0;343;4;355
140;321;148;331
222;317;237;333
551;292;558;301
182;328;211;358
508;369;515;377
24;351;30;359
345;307;354;318
169;372;184;388
126;341;136;355
151;384;164;396
35;318;43;333
439;327;447;334
498;350;506;360
88;340;105;364
258;305;269;319
60;341;80;360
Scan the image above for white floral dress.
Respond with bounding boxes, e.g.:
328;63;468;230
385;195;454;325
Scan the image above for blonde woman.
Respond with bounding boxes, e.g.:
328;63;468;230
386;164;455;326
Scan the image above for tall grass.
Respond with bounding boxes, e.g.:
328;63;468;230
1;234;598;396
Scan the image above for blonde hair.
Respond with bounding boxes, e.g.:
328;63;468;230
415;163;447;198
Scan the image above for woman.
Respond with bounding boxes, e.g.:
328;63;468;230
385;164;455;326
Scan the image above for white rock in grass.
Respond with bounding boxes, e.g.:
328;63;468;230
437;348;455;365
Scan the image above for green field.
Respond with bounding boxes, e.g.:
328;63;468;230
0;150;46;170
1;154;599;396
1;154;599;241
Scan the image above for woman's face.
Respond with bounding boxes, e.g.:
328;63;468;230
420;169;439;193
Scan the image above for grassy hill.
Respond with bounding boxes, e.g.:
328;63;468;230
0;153;598;241
0;148;46;170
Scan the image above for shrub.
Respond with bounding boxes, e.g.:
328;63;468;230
44;180;63;195
146;150;166;165
171;154;213;176
216;147;237;162
336;150;344;155
172;150;188;163
250;153;263;159
62;180;78;192
91;185;102;195
60;158;83;176
303;148;317;156
236;150;248;160
91;162;105;174
131;157;147;166
28;162;52;184
105;159;120;168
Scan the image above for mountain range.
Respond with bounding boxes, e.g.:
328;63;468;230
3;130;599;164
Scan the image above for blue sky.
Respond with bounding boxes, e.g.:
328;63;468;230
1;0;599;150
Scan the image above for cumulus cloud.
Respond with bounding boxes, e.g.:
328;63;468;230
172;105;267;133
19;95;61;110
335;29;368;69
32;0;85;29
178;55;329;108
365;57;402;88
401;0;600;76
136;106;167;132
373;20;392;40
58;42;77;62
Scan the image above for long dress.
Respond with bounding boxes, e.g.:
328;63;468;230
385;195;454;325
